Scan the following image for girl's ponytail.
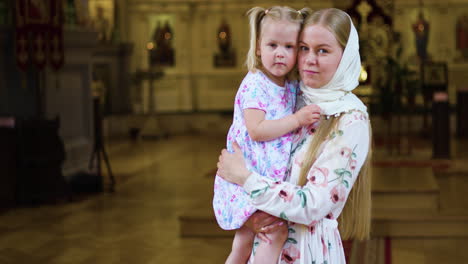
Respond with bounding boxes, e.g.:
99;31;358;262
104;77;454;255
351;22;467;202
246;7;266;72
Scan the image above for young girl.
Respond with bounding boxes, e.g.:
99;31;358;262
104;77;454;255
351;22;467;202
213;6;319;264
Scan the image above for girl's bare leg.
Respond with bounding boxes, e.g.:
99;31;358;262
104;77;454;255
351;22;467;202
225;225;256;264
252;223;288;264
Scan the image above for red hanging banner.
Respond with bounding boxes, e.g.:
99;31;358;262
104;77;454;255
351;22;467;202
28;0;50;70
15;0;29;71
32;30;47;69
49;0;64;70
14;0;64;71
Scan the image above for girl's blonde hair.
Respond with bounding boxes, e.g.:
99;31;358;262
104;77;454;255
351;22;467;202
297;8;372;241
245;6;312;72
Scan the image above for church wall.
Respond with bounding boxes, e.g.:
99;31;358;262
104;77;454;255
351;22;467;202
126;0;332;113
43;29;97;177
123;0;468;113
94;0;468;137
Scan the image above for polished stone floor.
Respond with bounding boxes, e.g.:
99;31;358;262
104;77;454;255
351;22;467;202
1;116;468;263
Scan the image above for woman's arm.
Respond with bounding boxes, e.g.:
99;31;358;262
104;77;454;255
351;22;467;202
218;116;370;225
244;105;321;142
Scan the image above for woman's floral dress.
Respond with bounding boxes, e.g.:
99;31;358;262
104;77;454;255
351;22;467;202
213;71;297;230
243;99;370;264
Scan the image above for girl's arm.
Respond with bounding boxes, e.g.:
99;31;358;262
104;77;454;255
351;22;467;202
218;114;370;225
244;105;321;142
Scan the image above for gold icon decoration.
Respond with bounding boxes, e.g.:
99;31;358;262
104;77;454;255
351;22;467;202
149;20;175;67
214;19;235;67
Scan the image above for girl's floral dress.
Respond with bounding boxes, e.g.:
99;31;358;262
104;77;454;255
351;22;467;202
213;70;297;230
244;97;370;263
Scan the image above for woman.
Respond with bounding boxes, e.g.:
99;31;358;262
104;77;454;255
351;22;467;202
217;8;372;263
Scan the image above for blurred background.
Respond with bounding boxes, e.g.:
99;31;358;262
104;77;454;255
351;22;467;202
0;0;468;263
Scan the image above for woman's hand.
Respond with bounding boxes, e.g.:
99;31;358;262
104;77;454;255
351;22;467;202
245;211;287;244
217;142;251;186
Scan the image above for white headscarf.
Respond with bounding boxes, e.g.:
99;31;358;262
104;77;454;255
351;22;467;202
299;13;367;117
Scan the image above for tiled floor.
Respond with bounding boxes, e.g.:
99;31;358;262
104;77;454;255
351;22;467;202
0;116;468;263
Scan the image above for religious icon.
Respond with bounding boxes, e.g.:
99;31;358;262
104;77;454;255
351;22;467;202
368;16;390;59
74;0;90;27
214;19;236;67
148;20;175;67
91;5;110;43
423;63;447;86
456;14;468;59
412;11;430;61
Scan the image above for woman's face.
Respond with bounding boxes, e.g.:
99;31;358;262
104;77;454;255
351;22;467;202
298;24;344;88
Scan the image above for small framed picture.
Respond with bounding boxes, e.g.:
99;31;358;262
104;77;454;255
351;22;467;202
423;62;448;86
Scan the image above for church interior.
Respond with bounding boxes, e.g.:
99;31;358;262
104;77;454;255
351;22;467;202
1;0;468;263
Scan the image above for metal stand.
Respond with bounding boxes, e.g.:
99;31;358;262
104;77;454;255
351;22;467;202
89;97;115;192
133;69;167;139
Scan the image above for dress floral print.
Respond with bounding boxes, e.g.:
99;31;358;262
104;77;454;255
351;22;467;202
243;102;370;263
213;71;297;230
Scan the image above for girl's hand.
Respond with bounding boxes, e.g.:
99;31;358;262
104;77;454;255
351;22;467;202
244;211;287;244
217;141;250;186
294;104;321;126
256;221;286;244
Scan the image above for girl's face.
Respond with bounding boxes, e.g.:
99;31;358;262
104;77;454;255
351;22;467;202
298;24;343;88
256;20;299;86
